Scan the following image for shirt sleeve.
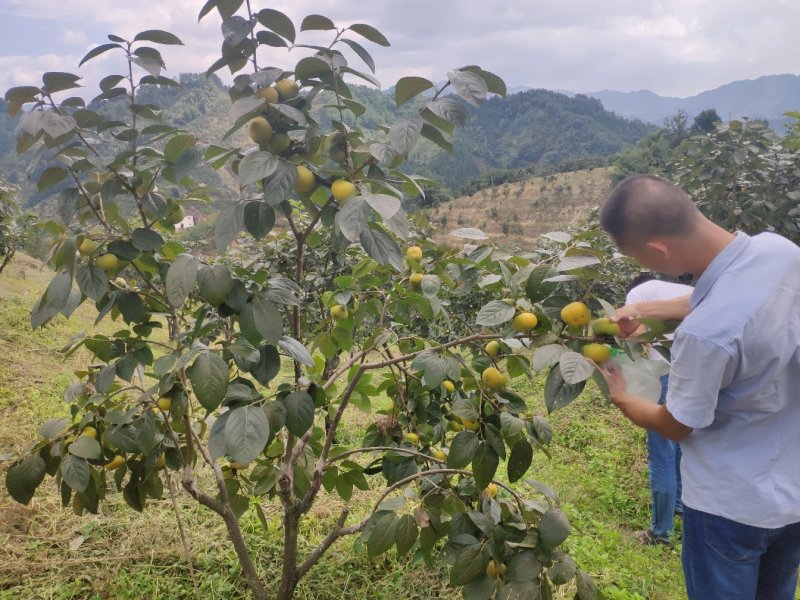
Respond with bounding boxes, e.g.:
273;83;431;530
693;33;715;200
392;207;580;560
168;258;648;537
665;333;737;429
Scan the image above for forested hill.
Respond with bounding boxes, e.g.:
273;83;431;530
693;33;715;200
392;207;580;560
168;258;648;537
0;74;652;206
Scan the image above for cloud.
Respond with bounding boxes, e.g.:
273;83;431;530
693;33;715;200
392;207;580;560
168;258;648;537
0;0;797;100
60;28;88;46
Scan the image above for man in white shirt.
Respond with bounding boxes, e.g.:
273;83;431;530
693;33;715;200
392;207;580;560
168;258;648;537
625;273;693;545
599;174;800;600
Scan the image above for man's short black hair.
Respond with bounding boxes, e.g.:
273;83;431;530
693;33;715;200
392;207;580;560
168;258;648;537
600;175;700;248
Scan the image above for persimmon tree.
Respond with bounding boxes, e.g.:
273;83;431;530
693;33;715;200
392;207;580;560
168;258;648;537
0;4;644;599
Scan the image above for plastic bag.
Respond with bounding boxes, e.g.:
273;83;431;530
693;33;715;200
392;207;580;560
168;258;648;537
611;353;670;403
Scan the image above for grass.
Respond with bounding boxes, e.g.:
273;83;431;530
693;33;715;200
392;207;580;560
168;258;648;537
0;254;688;599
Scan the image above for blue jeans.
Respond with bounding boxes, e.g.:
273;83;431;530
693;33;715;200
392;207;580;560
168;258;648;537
647;374;682;540
682;506;800;599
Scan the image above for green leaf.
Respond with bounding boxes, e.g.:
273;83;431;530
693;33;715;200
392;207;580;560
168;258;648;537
294;56;331;81
507;550;542;583
108;425;140;453
239;151;278;187
558;351;594;385
4;86;41;104
544;366;585;413
76;265;108;302
507;440;533;483
166;254;198;307
532;345;566;373
244;201;275;240
575;571;599;600
250;296;283;345
539;508;571;550
198;264;233;307
447;431;479;469
68;436;102;460
37;166;67;192
462;575;494;600
256;8;296;43
281;391;314;436
6;455;46;504
525;265;557;304
133;30;184;45
300;14;336;31
556;255;601;272
340;38;375;73
39;418;69;440
395;514;418;556
363;511;397;557
189;352;229;411
420;123;453;152
548;554;577;585
264;160;298;206
131;228;164;251
448;70;487;108
394;76;433;106
42;72;81;94
32;272;72;328
222;16;253;46
388;117;423;156
460;65;507;96
61;455;90;493
450;543;489;586
225;405;270;465
278;337;314;367
335;196;371;242
215;201;245;251
476;300;515;327
427;97;468;127
411;351;448;390
472;443;498;490
348;23;390;47
359;226;403;271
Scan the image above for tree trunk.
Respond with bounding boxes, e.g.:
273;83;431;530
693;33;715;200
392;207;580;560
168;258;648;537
277;509;300;600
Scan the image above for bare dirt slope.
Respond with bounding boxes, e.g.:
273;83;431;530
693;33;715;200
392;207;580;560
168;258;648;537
429;167;613;251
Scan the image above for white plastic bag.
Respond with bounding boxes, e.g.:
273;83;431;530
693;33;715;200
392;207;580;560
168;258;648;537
612;353;670;403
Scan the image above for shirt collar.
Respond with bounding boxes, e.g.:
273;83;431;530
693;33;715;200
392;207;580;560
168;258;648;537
691;231;749;308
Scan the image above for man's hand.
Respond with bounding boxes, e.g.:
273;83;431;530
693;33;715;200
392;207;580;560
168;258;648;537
609;306;643;339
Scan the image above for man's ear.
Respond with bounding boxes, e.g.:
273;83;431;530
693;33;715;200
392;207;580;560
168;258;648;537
644;238;670;258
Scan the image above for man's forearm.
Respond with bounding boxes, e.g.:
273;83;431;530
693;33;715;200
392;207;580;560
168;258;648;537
631;294;691;321
612;391;693;441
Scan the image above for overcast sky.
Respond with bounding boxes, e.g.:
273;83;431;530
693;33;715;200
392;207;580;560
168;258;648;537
1;0;798;101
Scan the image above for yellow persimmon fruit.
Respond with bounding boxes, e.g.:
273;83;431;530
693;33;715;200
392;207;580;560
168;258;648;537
255;86;279;104
406;245;423;261
582;343;612;365
275;79;299;100
295;165;315;193
561;301;591;328
512;311;538;332
247;116;273;145
78;238;98;255
331;179;356;202
481;367;507;390
95;253;118;272
105;455;125;470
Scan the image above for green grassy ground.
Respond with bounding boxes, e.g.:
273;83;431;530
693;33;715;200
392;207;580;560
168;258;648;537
0;255;687;599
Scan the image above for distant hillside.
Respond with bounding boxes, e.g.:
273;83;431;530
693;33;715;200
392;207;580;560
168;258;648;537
0;75;650;208
588;74;800;129
429;167;612;251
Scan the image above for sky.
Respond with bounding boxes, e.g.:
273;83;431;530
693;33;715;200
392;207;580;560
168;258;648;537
0;0;798;101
